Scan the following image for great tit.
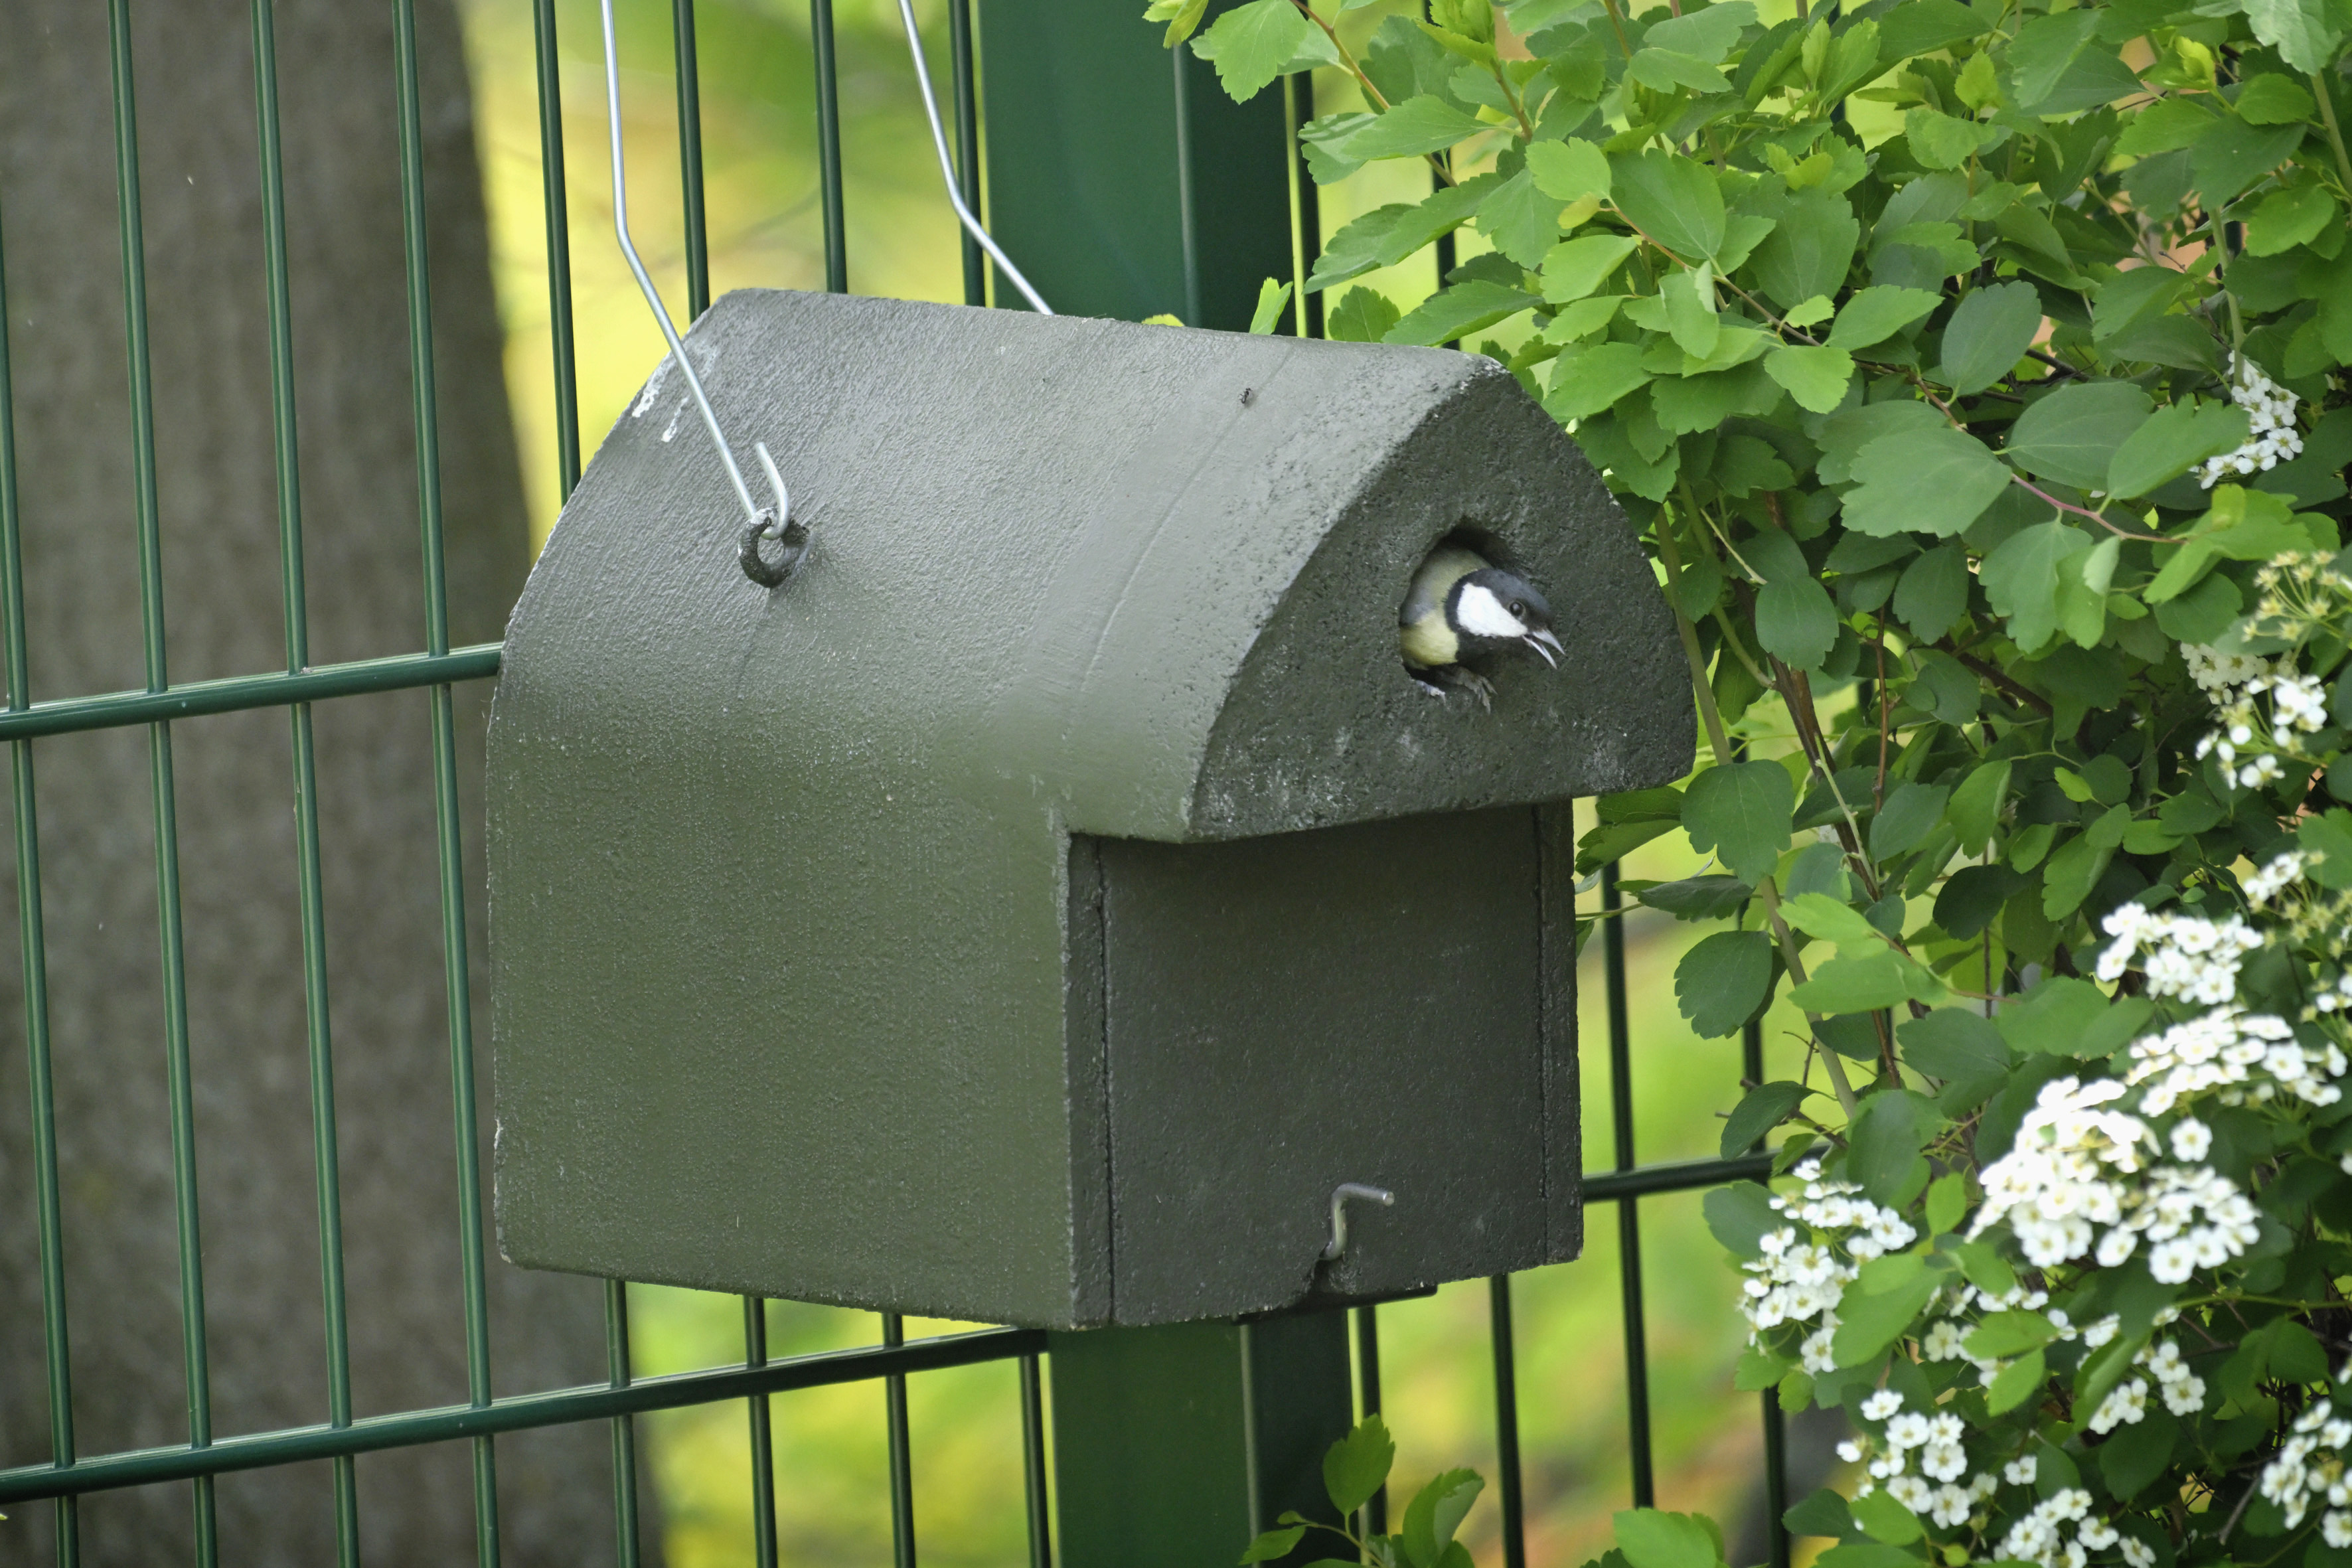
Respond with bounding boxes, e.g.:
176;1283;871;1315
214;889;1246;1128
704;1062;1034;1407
1399;544;1563;704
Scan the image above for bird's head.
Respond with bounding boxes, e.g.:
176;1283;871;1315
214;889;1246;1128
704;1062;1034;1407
1447;568;1562;667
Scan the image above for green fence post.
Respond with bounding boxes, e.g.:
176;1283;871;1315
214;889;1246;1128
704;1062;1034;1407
974;14;1342;1561
1047;1314;1352;1568
975;0;1293;329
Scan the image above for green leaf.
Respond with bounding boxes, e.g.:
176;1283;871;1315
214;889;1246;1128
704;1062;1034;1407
1374;176;1500;270
1630;47;1733;94
1935;865;2026;941
2117;98;2220;157
1967;1310;2060;1359
1763;345;1855;415
1891;543;1969;643
1985;1348;2046;1414
2244;184;2339;257
1905;107;2004;171
1945;762;2010;855
1749;190;1859;311
1643;1;1755;63
1723;1081;1816;1156
1323;1416;1396;1516
1306;204;1413;291
1478;171;1565;269
1815;1545;1921;1568
1404;1470;1484;1568
2246;0;2345;73
1847;1491;1922;1545
1346;95;1489;160
2109;399;2251;498
1819;19;1883;101
1248;279;1293;334
1541;235;1638;303
2007;10;2098;108
1825;285;1942;350
2236;72;2317;125
1741;526;1838;669
1386;279;1537;346
1703;1182;1782;1259
2039;832;2112;919
1545;341;1652;421
1676;930;1775;1038
1190;0;1314;100
1898;1006;2008;1083
2193;117;2307;206
1681;761;1796;885
1636;874;1752;921
1936;281;2042;396
1788;949;1931;1014
1924;1171;1967;1235
1995;975;2112;1056
1879;0;1988;59
1869;783;1950;861
2099;1412;2179;1500
1982;521;2089;651
1662;267;1722;359
1615;1510;1726;1568
2004;382;2154;489
1849;1089;1926;1204
1843;427;2011;538
2298;809;2352;889
1832;1269;1939;1366
1609;148;1726;262
1780;890;1882;949
1326;287;1401;343
1526;137;1612;202
1243;1526;1308;1563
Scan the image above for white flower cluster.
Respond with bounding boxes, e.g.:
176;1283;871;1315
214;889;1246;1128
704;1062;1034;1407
2125;1008;2346;1115
1840;1390;1998;1524
2098;902;2263;1006
2183;643;2276;698
2261;1397;2352;1539
1739;1160;1917;1336
1970;1077;2266;1282
2246;851;2310;907
2088;1338;2209;1435
1996;1486;2114;1568
2197;360;2304;487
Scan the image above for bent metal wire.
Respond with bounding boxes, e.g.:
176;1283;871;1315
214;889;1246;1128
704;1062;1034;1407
0;3;1794;1566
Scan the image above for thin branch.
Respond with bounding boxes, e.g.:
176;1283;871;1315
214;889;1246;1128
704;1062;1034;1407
2318;72;2352;197
2010;473;2165;540
1940;640;2055;716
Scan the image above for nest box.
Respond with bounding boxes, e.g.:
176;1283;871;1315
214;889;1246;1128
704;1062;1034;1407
487;289;1691;1328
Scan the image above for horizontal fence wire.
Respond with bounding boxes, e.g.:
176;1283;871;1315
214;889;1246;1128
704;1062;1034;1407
0;1328;1050;1504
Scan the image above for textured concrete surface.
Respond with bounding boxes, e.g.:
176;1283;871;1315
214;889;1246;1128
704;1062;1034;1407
489;288;1691;1328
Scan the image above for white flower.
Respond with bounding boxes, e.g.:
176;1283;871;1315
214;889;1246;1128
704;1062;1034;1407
2170;1117;2212;1161
1924;1320;1967;1361
2050;1488;2092;1522
2246;852;2311;906
2080;1519;2120;1549
1887;1474;1934;1511
1922;1443;1968;1482
2082;1314;2122;1349
2006;1455;2039;1486
2199;360;2305;488
2327;1511;2352;1548
2089;1377;2150;1433
2121;1537;2156;1568
1861;1389;1905;1421
1887;1411;1933;1450
1838;1439;1864;1464
1929;1485;1972;1528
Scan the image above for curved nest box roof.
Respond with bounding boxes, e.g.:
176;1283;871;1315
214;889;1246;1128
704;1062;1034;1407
489;289;1692;1328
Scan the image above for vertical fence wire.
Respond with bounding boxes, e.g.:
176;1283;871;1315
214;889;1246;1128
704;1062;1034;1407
394;1;508;1560
1490;1277;1526;1568
607;1281;643;1566
673;0;709;320
105;4;224;1558
1020;1353;1052;1568
743;1299;779;1568
1284;74;1321;338
947;0;984;306
1355;1306;1385;1535
883;1313;917;1568
531;0;582;494
810;0;846;293
0;171;80;1568
1602;863;1654;1507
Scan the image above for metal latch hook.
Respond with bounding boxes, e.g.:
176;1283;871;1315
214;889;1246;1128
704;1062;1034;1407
1322;1183;1395;1263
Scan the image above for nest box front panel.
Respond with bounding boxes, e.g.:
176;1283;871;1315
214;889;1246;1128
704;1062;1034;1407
1079;805;1579;1326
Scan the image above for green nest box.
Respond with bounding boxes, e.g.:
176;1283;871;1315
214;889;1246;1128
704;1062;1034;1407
487;289;1691;1328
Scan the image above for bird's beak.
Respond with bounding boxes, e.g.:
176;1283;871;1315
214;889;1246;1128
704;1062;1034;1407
1524;629;1563;667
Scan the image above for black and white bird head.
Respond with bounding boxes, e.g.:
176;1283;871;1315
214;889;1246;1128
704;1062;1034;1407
1447;568;1562;668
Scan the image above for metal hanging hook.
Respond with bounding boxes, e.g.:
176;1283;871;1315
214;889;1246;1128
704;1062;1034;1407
598;0;808;588
894;0;1053;316
1322;1182;1394;1263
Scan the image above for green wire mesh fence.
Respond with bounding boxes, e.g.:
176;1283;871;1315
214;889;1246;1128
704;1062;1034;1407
0;3;1796;1564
